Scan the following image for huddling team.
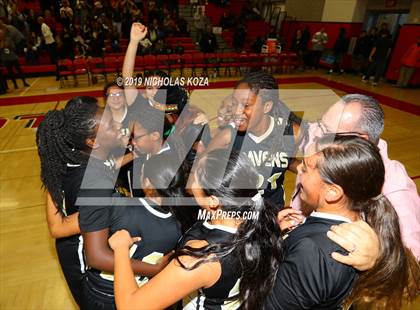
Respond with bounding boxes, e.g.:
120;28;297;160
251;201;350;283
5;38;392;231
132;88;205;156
36;23;419;310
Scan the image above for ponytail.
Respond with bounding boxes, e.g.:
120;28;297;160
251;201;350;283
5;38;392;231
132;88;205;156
234;196;283;310
173;150;284;308
345;195;420;309
36;97;99;212
315;134;420;309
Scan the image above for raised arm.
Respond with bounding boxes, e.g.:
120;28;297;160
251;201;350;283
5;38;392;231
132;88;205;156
46;191;80;238
123;23;148;106
206;127;233;152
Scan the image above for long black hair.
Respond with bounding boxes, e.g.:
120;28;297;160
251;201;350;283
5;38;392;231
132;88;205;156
142;152;198;233
174;149;284;309
237;70;308;156
315;134;419;309
36;96;100;213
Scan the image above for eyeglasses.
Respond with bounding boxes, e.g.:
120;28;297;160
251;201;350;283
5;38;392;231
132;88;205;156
316;119;329;135
107;92;124;98
316;119;364;137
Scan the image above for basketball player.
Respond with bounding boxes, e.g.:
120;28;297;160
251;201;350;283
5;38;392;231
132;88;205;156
81;153;190;310
36;97;122;306
207;71;304;210
109;149;302;309
104;82;135;193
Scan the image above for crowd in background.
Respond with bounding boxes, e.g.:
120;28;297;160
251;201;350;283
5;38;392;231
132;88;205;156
0;0;189;64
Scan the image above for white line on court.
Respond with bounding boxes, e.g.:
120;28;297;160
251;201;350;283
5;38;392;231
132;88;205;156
20;77;40;96
0;146;37;154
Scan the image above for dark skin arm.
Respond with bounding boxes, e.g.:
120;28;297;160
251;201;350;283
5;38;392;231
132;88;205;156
83;229;171;277
206;127;233;152
287;122;303;174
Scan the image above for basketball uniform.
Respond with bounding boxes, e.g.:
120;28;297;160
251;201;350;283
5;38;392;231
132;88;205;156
82;197;182;310
109;106;133;196
180;221;242;310
55;163;87;306
57;156;121;307
264;213;357;309
228;116;295;210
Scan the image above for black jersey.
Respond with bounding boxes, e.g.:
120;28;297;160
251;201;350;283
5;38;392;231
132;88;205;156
129;142;172;197
85;197;182;296
231;116;295;210
77;156;121;233
180;221;242;310
264;213;357;310
225;123;246;153
55;163;88;306
112;111;134;197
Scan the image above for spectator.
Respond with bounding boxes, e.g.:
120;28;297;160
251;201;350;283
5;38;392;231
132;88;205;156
9;6;26;35
121;0;136;38
291;29;305;53
148;2;164;25
177;17;189;36
87;20;105;57
329;27;348;74
0;29;29;88
74;27;88;56
75;1;91;30
193;6;208;44
233;24;246;52
111;1;123;36
28;9;40;34
60;27;75;60
93;1;105;17
352;30;371;74
291;29;307;69
24;32;41;64
366;27;378;53
59;0;74;31
0;21;26;54
300;26;311;68
38;17;57;68
362;29;393;86
251;36;264;53
148;18;163;44
311;27;328;69
395;36;420;88
44;9;56;34
219;11;233;29
163;11;177;37
199;26;218;53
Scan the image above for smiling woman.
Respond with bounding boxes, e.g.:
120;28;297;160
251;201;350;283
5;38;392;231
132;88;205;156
265;134;419;309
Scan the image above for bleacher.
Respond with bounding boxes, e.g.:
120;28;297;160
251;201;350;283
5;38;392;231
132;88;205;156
4;0;293;85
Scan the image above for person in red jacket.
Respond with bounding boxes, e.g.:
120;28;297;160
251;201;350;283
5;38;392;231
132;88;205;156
396;36;420;87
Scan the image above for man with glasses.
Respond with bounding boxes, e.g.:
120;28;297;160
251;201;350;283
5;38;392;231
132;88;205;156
291;94;420;259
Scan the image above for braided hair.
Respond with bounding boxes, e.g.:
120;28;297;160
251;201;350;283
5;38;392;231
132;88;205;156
36;96;100;213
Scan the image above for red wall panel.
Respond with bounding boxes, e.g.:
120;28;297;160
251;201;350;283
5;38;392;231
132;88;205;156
386;24;420;85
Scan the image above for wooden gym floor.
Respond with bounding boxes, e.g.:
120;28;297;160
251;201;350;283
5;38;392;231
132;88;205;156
0;70;419;309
